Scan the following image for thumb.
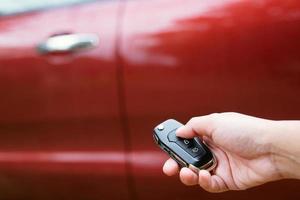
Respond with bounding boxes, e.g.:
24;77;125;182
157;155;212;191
176;114;217;139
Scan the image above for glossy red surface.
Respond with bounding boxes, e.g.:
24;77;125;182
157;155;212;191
0;1;129;199
1;0;300;199
121;0;300;199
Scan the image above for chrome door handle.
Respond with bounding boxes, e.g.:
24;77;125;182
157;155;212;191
37;33;99;54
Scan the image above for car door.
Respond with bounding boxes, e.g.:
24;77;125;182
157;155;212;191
0;0;129;199
120;0;300;199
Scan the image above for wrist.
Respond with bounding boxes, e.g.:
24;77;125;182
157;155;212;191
268;120;300;179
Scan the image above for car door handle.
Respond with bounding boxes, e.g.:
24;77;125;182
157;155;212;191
37;33;99;54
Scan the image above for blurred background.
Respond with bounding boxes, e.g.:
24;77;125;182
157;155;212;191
0;0;299;199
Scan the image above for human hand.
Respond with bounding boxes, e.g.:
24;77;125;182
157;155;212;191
163;112;284;192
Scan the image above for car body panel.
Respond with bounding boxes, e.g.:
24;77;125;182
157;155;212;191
0;1;129;199
0;0;300;199
121;0;300;199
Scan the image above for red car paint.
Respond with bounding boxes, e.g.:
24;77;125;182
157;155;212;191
121;0;300;199
0;0;299;199
0;1;129;199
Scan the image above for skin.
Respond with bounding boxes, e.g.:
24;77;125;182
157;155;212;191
162;112;300;192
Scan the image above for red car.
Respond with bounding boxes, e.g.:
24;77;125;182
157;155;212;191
0;0;299;199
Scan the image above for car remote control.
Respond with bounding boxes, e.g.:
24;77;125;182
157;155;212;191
153;119;217;171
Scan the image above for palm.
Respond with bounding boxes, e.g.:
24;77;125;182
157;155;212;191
199;113;280;191
209;138;276;190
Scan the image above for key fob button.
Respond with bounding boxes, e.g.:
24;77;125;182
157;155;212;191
176;139;193;149
188;145;205;157
176;139;205;157
183;139;190;145
192;147;199;153
167;129;178;142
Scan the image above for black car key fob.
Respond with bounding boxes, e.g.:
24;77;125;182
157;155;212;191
153;119;217;171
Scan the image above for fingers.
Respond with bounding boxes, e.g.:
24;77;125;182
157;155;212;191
163;158;179;176
179;167;198;186
176;114;218;138
198;170;228;193
177;168;228;192
163;160;228;192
